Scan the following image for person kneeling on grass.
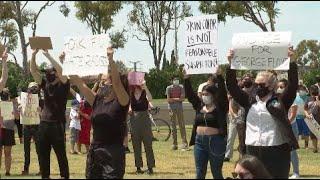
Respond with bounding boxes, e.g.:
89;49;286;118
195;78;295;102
69;99;81;154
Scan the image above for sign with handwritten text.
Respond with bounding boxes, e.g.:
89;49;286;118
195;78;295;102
183;15;218;74
20;92;40;125
128;72;145;85
231;32;292;70
63;34;110;76
0;101;14;121
305;115;320;140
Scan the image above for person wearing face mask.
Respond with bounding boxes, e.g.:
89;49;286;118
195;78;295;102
128;81;155;175
166;76;188;151
30;49;70;179
304;85;320;154
226;47;299;179
295;85;310;149
184;67;228;179
69;47;130;179
21;82;43;176
277;79;301;179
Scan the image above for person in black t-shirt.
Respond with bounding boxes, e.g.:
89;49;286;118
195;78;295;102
70;47;130;179
30;49;70;179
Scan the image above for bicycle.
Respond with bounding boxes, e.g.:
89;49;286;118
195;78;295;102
127;107;171;142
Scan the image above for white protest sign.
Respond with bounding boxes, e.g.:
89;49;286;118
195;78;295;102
305;115;320;140
183;15;218;74
0;101;14;120
231;32;292;70
20;92;40;125
63;34;110;76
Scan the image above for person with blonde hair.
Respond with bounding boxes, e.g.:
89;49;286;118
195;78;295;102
226;47;299;178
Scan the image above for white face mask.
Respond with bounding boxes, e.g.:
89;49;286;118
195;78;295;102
202;95;212;105
173;80;179;86
299;91;307;97
277;88;285;94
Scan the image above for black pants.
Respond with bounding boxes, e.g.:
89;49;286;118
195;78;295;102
15;119;23;139
24;125;41;172
39;121;69;179
86;143;125;179
247;144;291;179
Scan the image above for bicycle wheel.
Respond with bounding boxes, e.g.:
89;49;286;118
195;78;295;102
152;118;171;142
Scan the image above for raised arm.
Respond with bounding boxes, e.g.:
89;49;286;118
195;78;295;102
216;67;229;114
281;49;298;112
107;47;129;107
91;74;102;93
183;72;201;111
30;49;42;85
42;50;68;84
69;75;95;107
226;50;250;108
0;48;8;91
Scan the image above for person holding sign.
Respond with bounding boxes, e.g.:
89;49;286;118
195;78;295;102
30;49;70;179
0;89;15;177
304;85;320;153
128;81;155;175
184;67;228;179
69;47;130;179
226;47;299;179
21;82;43;176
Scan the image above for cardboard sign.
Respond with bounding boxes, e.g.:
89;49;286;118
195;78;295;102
0;101;14;121
0;44;5;56
231;32;292;70
62;34;110;76
19;92;40;125
183;15;219;74
128;72;145;85
305;115;320;140
29;37;53;50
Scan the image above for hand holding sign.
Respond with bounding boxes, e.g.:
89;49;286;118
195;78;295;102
107;47;114;61
32;49;39;56
227;49;234;65
59;52;66;63
1;47;8;62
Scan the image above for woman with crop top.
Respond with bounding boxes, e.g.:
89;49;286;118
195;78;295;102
70;47;130;179
128;81;155;175
183;67;228;179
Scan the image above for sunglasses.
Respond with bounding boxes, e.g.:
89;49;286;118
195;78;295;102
232;172;252;179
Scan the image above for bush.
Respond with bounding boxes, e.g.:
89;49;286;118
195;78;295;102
303;69;320;89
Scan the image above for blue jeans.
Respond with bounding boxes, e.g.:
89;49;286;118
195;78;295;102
291;121;299;175
194;134;226;179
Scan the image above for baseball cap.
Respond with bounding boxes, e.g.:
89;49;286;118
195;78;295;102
28;82;39;89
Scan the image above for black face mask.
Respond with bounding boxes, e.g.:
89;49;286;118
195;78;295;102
256;85;271;99
0;93;9;101
46;73;56;83
243;81;253;88
97;85;113;98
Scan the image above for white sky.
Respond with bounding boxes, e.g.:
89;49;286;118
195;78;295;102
9;1;320;72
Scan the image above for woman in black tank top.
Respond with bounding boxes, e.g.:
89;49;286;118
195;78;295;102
70;47;130;179
129;82;155;175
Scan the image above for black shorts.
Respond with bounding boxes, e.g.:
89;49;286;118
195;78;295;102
0;128;16;146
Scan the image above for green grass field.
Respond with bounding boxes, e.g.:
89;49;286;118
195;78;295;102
1;126;320;179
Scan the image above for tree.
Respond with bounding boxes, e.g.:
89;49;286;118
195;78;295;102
294;40;320;71
199;1;279;32
62;1;127;49
0;1;56;74
129;1;191;70
162;51;168;70
0;21;19;64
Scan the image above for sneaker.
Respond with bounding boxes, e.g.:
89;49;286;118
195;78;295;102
289;174;300;179
146;168;154;175
172;145;178;151
313;149;318;153
5;172;10;176
152;137;159;142
21;170;29;176
181;147;190;151
224;158;230;162
136;168;144;174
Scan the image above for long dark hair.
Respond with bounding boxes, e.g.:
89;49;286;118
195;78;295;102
235;155;272;179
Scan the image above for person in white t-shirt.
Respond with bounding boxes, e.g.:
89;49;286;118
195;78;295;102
69;99;81;154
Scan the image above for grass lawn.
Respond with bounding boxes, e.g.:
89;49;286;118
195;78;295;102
1;126;320;179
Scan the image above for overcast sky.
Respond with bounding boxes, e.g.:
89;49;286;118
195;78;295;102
9;1;320;72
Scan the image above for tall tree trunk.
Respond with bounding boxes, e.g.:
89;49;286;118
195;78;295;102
15;1;29;75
